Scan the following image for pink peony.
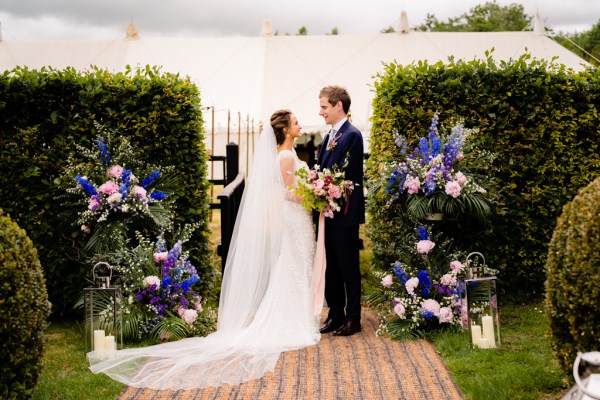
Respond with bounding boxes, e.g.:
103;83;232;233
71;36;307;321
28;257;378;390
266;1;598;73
143;275;161;289
450;260;464;273
153;252;168;263
98;180;119;195
107;165;124;178
308;170;317;180
394;302;406;317
182;309;198;324
81;224;90;234
416;240;435;254
439;307;454;323
405;177;421;194
445;181;462;198
194;302;203;312
381;274;394;288
455;171;468;186
405;277;419;294
420;298;441;317
328;185;342;199
176;306;185;317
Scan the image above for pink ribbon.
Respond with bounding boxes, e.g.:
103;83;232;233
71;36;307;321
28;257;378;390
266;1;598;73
312;211;326;316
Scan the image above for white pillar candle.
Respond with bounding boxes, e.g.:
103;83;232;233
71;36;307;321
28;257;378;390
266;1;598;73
470;324;482;348
482;315;496;348
478;337;491;349
104;335;116;358
93;330;105;351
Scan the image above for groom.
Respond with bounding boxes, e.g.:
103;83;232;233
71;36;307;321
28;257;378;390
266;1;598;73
317;85;365;336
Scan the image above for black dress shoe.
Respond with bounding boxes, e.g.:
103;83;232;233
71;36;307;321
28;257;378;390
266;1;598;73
333;320;361;336
319;318;344;334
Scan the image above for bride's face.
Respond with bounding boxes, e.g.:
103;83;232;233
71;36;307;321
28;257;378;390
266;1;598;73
288;115;302;138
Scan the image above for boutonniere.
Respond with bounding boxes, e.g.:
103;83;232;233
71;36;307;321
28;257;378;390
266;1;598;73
326;131;342;151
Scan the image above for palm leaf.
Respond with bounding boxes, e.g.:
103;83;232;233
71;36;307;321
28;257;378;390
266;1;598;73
150;314;193;341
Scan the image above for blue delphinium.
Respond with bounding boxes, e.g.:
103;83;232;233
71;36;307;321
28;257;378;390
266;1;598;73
96;137;111;167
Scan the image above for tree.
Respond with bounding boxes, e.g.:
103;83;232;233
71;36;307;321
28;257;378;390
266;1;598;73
297;26;308;36
415;1;531;32
554;20;600;67
328;27;339;35
380;26;395;33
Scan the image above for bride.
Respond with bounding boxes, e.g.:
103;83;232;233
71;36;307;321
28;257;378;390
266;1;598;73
88;110;321;390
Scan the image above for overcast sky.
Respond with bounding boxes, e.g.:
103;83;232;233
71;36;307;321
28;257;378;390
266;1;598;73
0;0;597;41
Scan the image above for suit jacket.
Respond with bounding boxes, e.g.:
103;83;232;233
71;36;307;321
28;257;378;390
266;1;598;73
316;120;365;227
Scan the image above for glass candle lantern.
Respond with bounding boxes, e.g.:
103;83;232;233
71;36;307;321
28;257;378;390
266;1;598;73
84;263;123;358
459;253;501;349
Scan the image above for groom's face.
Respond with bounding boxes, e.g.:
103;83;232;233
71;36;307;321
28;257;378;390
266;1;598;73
319;96;343;126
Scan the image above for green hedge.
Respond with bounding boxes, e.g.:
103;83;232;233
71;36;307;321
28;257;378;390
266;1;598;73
0;66;212;316
367;54;600;297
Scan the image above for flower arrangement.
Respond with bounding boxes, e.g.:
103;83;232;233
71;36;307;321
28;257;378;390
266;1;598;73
386;112;494;221
294;160;355;218
111;227;216;341
135;237;202;325
367;225;467;339
63;122;175;256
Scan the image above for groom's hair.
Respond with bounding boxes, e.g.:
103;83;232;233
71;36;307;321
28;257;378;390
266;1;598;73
320;86;351;114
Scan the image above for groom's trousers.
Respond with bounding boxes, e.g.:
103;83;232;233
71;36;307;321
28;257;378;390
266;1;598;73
324;225;361;323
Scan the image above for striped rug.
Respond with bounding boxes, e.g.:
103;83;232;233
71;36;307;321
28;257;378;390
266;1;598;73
118;309;463;400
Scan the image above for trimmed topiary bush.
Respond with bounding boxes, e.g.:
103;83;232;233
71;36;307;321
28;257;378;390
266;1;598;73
0;212;51;399
545;176;600;375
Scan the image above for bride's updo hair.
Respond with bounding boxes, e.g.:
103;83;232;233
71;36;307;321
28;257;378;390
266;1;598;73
270;109;292;146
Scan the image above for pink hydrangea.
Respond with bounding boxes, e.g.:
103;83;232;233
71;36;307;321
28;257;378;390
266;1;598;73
143;275;161;288
405;177;421;194
450;260;464;273
420;298;441;317
182;309;198;324
416;240;435;254
153;252;168;263
455;171;468;186
394;302;406;317
381;274;393;288
439;307;454;323
98;181;119;195
107;165;124;178
328;184;342;199
405;277;419;294
445;181;462;198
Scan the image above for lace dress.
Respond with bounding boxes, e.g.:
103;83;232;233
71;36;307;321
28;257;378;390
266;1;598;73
89;149;319;390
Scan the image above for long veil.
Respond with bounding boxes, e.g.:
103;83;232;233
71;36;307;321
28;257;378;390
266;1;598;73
88;123;287;390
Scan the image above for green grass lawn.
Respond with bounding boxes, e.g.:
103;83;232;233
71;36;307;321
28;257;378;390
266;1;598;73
429;302;569;400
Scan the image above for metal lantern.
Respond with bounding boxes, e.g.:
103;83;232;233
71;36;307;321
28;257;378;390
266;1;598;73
84;262;123;358
459;252;501;349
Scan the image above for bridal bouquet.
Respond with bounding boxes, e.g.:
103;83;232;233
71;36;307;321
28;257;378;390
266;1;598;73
294;161;355;218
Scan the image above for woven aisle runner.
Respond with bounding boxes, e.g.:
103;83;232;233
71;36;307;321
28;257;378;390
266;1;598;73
118;310;463;400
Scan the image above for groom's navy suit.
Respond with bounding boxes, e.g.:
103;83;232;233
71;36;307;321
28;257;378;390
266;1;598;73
317;119;365;323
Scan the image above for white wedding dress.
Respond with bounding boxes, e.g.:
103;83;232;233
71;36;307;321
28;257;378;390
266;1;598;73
89;130;320;390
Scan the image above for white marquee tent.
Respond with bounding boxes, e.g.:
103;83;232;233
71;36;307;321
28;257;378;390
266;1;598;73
0;13;590;150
